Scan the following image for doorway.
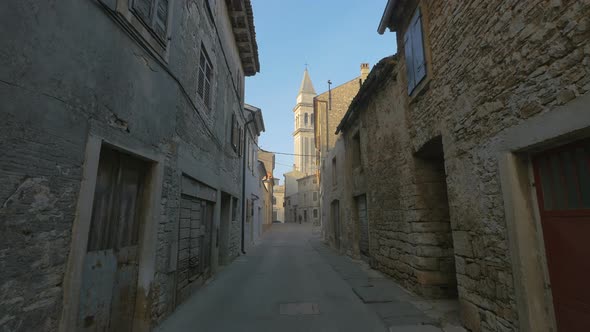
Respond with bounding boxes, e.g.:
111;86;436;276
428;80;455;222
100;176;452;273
331;200;340;250
532;139;590;331
219;193;231;265
78;146;150;331
356;195;369;259
175;195;214;305
414;136;458;298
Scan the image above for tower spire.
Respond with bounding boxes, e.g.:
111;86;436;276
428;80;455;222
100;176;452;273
298;68;316;95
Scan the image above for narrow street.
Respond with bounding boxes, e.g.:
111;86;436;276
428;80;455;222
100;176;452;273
156;224;463;332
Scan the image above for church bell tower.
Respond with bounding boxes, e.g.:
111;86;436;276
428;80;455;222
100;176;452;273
293;68;317;175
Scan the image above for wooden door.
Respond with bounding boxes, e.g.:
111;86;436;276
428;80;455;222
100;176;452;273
176;196;214;305
79;147;147;331
533;139;590;331
357;195;369;257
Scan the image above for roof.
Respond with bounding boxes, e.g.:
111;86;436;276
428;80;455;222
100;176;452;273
226;0;260;76
336;55;398;134
245;103;265;135
284;169;305;178
377;0;398;34
299;69;316;95
296;174;316;182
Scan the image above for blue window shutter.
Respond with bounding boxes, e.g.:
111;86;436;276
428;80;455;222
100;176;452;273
404;30;415;93
412;9;427;85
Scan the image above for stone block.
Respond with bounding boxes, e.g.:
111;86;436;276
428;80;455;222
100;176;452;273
412;256;440;270
415;270;454;286
452;232;474;258
465;263;481;278
460;300;481;332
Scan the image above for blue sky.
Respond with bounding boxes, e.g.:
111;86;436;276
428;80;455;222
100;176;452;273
246;0;398;181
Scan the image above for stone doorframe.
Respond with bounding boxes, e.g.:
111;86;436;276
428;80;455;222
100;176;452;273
59;135;164;332
498;92;590;332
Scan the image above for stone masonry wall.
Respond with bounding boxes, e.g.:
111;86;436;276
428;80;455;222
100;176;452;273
390;0;590;330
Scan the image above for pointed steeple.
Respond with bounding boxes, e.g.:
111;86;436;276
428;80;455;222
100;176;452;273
298;68;316;95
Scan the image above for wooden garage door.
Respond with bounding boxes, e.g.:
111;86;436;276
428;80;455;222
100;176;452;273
533;139;590;331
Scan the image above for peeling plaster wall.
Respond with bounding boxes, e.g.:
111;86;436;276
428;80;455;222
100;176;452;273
0;0;248;330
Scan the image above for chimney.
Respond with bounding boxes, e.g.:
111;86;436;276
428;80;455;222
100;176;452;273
360;63;370;84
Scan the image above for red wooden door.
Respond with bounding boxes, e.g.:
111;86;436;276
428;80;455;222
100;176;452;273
533;139;590;331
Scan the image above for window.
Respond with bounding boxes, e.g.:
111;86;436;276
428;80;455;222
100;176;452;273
273;196;277;205
247;141;251;170
404;8;427;94
304;113;308;126
238;126;244;156
313;192;318;201
230;114;239;152
132;0;170;41
313;209;318;218
352;133;362;169
332;157;337;186
313;178;317;184
311;115;314;126
198;45;213;108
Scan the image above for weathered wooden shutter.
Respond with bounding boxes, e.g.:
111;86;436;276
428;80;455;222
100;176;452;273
154;0;169;40
412;9;426;86
204;62;212;107
404;29;415;93
133;0;153;24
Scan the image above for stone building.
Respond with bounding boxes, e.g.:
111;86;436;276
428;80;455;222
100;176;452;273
0;0;259;330
273;182;285;223
314;64;370;246
283;169;305;223
293;69;318;175
325;0;590;331
295;175;320;225
258;151;275;233
243;104;265;252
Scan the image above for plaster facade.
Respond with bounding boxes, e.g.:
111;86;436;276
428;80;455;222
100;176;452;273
273;184;285;223
0;0;259;330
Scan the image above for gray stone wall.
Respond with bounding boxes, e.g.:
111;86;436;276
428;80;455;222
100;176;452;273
0;0;250;330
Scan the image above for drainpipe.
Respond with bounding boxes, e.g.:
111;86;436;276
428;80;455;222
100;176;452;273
241;115;255;254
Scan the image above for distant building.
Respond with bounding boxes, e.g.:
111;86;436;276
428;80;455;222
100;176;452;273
273;181;285;223
283;169;305;223
243;104;265;252
296;175;320;225
313;64;369;242
258;151;275;233
293;69;318;175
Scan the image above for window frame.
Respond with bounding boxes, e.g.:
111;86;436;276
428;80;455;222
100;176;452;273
230;113;239;152
197;45;214;109
127;0;172;49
